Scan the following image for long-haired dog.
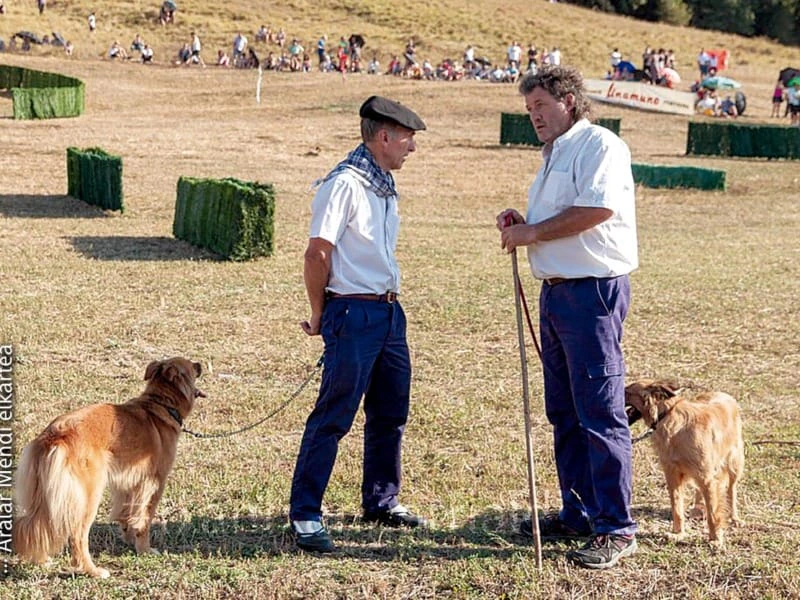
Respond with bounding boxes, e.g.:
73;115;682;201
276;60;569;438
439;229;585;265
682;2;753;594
14;358;204;578
625;379;744;546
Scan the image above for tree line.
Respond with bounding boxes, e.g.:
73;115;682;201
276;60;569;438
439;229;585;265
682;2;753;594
568;0;800;45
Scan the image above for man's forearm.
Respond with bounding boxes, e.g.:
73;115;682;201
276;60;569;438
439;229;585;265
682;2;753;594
304;251;331;317
530;206;613;242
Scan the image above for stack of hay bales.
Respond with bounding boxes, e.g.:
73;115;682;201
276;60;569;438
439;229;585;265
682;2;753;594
500;114;621;146
0;65;84;119
687;122;800;160
66;147;124;211
173;177;275;261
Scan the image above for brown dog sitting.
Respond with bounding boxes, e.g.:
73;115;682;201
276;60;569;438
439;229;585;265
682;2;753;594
14;358;205;578
625;379;744;546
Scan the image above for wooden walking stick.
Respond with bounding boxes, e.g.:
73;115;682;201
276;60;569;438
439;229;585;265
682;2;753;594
511;248;543;570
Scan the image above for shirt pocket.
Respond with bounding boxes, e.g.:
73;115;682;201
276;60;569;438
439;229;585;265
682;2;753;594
539;170;576;210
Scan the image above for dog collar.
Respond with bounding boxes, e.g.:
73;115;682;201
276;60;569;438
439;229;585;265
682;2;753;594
165;406;183;427
151;400;184;427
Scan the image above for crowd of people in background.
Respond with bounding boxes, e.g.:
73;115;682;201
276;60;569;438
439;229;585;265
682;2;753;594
1;3;798;122
0;6;565;85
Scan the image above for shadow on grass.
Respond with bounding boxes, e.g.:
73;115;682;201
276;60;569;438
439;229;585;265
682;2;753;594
68;236;221;261
0;194;109;218
87;509;576;562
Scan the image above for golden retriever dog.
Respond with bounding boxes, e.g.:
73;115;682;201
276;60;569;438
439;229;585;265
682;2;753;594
625;379;744;546
14;358;204;578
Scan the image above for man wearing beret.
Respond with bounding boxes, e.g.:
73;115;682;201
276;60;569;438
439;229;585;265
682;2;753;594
289;96;427;553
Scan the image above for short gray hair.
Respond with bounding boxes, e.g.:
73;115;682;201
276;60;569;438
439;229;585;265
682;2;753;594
361;118;393;142
518;65;591;121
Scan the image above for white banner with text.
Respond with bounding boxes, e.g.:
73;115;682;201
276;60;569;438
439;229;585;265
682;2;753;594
585;79;696;116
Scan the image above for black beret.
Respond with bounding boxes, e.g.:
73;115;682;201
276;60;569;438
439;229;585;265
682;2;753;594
359;95;426;131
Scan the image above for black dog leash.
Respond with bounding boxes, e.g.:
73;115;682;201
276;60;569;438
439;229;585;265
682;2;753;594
182;355;324;440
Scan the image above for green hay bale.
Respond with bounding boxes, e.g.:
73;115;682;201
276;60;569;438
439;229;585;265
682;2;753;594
0;64;84;119
501;113;621;146
631;163;726;190
687;121;800;159
174;177;275;261
594;117;621;136
66;147;81;198
500;113;542;146
65;147;124;212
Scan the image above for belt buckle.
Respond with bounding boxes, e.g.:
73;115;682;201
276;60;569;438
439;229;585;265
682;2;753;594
385;292;397;303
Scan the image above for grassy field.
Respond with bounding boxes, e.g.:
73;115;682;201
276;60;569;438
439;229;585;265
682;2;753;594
2;1;800;598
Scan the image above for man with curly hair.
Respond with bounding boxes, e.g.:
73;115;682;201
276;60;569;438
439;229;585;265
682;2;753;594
497;65;639;569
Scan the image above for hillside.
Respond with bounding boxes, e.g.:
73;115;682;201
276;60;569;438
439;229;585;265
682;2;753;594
0;0;797;84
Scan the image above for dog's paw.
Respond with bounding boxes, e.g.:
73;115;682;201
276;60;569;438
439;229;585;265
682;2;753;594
730;517;745;527
89;567;111;579
666;531;687;542
147;548;161;555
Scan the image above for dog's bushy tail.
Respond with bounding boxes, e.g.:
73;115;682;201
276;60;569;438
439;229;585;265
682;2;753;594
14;440;83;563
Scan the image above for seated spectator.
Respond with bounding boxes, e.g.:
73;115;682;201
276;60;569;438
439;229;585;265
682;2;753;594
255;24;269;43
216;49;230;67
109;41;128;60
301;52;311;72
719;96;738;118
275;52;289;71
696;89;719;116
386;55;401;75
489;65;506;82
176;42;191;64
130;33;145;54
367;54;380;75
232;32;247;61
319;52;332;72
288;38;303;71
159;3;175;25
141;44;153;63
0;1;5;14
263;51;276;70
422;59;434;80
64;40;73;56
0;39;5;53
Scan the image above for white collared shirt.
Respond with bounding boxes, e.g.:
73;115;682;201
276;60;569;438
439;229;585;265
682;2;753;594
310;170;400;295
526;119;638;280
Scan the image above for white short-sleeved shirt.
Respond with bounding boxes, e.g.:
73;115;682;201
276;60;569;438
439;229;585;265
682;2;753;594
526;119;638;280
310;170;400;295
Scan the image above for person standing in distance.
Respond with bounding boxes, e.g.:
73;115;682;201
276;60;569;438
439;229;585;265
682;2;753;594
290;96;428;553
496;65;639;569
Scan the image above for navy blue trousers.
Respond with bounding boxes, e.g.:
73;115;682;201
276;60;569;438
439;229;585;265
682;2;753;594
289;298;411;522
539;276;637;536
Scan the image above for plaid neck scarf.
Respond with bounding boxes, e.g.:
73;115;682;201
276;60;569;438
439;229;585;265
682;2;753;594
320;143;397;198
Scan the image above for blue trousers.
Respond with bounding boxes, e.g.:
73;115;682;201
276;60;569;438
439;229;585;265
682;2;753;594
289;298;411;522
539;276;637;536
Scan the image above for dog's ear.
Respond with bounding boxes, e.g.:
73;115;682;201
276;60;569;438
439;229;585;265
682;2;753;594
144;360;163;381
193;361;202;377
625;404;643;426
652;380;680;399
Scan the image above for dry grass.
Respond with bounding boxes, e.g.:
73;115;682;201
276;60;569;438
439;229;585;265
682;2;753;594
2;2;800;598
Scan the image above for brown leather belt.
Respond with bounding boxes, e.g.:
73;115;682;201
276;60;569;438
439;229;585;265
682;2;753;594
328;292;398;303
544;277;598;286
544;277;569;286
